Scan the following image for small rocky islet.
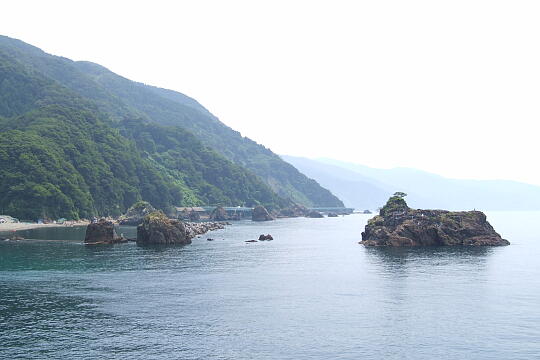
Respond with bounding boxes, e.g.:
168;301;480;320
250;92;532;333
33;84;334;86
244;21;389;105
360;194;509;247
138;212;228;245
251;205;275;221
85;212;228;245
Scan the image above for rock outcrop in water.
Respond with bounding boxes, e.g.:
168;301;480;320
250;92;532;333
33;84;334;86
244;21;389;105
209;206;228;221
136;211;228;245
277;204;308;218
360;195;509;246
137;211;191;245
306;210;324;218
252;205;274;221
85;219;125;245
118;201;156;226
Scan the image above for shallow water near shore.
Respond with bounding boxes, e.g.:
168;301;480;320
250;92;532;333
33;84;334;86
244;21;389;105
1;212;539;359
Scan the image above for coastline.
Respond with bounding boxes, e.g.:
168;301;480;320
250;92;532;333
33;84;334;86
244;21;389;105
0;221;89;233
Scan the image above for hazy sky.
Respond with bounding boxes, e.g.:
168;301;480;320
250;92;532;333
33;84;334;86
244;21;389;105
2;1;540;184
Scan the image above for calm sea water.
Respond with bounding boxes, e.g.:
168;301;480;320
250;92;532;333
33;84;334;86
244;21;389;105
1;212;539;360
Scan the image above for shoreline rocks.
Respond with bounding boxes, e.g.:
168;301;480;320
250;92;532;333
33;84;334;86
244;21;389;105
360;195;509;247
184;221;228;238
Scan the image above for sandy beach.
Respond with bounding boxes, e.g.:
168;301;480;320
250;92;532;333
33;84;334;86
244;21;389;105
0;221;89;233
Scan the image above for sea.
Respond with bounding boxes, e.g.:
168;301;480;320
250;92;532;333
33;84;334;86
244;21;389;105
1;212;539;360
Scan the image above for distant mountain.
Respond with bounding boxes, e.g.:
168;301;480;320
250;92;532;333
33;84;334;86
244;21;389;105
283;156;540;211
0;35;342;219
0;35;342;209
280;156;391;210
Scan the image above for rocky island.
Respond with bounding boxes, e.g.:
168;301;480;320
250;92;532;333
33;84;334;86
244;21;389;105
136;211;229;245
137;211;191;245
360;193;509;246
85;219;126;245
252;205;274;221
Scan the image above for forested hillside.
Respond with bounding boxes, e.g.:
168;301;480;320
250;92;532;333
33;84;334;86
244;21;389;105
0;35;342;208
0;43;291;219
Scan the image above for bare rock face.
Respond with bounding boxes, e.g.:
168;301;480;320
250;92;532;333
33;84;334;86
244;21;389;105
306;210;324;218
136;211;191;245
118;201;156;226
252;205;274;222
327;212;339;217
360;196;509;247
85;219;124;244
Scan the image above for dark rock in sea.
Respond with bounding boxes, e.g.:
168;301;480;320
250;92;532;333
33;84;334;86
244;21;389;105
210;206;228;221
306;210;324;218
277;204;309;218
362;210;372;214
137;211;191;245
258;234;273;241
245;240;258;243
85;219;125;245
327;212;339;217
252;205;274;221
118;201;156;226
360;195;509;247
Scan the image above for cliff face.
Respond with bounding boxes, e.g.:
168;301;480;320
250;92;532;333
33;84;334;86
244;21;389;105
361;196;509;246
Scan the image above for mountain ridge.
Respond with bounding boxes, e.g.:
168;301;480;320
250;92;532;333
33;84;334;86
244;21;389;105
0;35;343;219
283;155;540;211
0;35;342;208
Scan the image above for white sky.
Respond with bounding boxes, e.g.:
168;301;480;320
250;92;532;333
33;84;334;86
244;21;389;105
2;1;540;184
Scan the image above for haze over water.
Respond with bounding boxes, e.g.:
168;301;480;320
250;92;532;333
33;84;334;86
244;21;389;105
1;213;539;359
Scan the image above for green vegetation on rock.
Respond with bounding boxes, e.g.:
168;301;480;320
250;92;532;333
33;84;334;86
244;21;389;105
379;193;409;217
